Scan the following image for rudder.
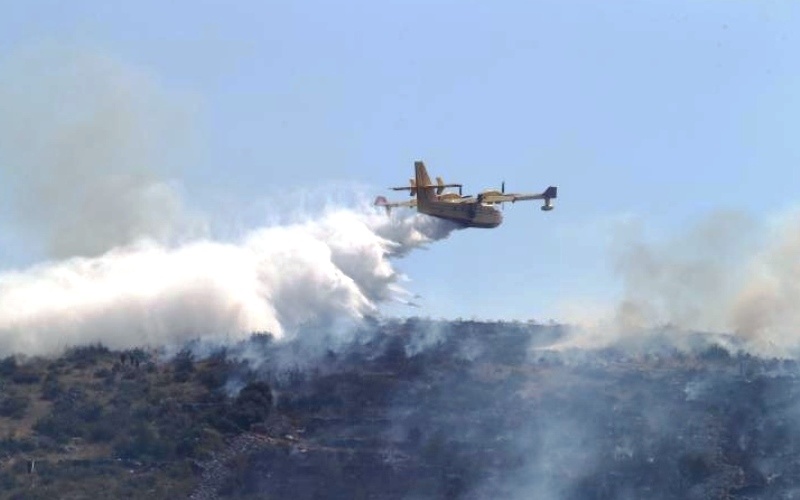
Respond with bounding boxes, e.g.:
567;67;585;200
414;161;434;207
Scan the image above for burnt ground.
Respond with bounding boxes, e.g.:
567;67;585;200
199;320;800;500
3;319;800;499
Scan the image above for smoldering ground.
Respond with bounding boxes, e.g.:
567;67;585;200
193;319;800;500
187;207;800;499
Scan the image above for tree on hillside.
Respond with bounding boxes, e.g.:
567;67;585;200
232;381;273;429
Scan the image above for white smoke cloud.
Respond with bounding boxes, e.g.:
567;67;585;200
0;209;459;356
0;45;202;259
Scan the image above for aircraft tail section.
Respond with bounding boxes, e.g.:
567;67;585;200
541;186;557;211
414;161;435;209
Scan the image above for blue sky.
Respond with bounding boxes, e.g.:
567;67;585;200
2;1;799;322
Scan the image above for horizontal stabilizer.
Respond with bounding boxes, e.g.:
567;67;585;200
374;195;417;215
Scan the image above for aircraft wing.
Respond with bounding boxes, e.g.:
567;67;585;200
480;186;558;210
374;196;417;214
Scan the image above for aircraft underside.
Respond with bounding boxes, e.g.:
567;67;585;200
420;203;502;228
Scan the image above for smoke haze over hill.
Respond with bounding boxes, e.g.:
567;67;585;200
184;319;800;500
559;209;800;358
3;47;800;361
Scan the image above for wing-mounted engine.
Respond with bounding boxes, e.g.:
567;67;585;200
436;176;462;196
438;192;463;202
436;177;444;195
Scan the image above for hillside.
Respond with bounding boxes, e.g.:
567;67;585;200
0;320;798;499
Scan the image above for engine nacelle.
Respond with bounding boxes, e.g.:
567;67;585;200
541;199;554;211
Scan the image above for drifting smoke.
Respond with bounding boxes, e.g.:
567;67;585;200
0;47;460;355
0;46;202;259
730;211;800;348
560;209;800;357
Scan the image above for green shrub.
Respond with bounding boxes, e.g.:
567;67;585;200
173;350;195;383
113;422;169;460
40;374;64;401
10;367;40;384
64;343;110;366
0;392;30;419
0;356;17;377
231;381;273;429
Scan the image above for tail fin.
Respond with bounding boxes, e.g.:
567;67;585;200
541;186;557;211
414;161;434;208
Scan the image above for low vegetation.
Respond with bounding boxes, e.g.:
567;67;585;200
0;321;799;499
0;344;262;498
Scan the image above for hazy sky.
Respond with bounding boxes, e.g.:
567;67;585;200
1;1;799;322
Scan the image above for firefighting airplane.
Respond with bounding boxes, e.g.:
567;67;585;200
374;161;557;228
